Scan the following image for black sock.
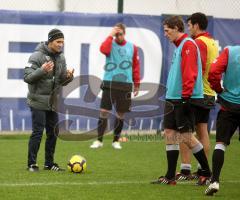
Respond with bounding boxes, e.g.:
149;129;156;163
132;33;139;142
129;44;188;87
211;149;225;183
97;117;107;142
180;163;191;175
196;168;203;176
181;169;191;175
113;118;124;142
193;146;211;177
165;145;179;180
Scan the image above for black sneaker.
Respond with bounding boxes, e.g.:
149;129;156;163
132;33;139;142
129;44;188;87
205;181;219;196
44;163;65;171
151;176;176;185
191;170;200;180
196;176;211;186
175;172;191;181
27;164;39;172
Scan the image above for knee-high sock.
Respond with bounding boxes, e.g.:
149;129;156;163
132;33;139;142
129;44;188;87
192;143;211;177
97;117;107;142
165;144;179;180
211;144;226;183
180;163;191;175
113;118;124;142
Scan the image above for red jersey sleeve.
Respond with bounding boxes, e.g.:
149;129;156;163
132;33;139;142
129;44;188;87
208;48;228;93
181;41;199;98
100;36;113;56
195;39;207;74
132;45;140;88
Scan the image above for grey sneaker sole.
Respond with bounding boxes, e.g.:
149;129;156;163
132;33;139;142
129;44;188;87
27;168;39;172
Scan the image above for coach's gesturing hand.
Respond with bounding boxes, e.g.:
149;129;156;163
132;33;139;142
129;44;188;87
66;67;75;78
41;61;54;73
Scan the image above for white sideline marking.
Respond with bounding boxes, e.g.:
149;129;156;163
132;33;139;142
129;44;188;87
0;180;147;187
0;180;239;187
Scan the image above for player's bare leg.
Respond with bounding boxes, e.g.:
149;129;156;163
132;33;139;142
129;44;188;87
177;142;192;180
178;123;210;180
196;123;210;157
151;129;179;185
181;133;211;185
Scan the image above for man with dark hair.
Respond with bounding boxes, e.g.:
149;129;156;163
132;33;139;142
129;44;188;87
176;12;219;181
24;28;74;172
151;16;211;185
188;12;208;30
205;46;240;195
90;23;140;149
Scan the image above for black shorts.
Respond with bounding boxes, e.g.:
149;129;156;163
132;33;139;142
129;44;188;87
100;88;131;113
163;100;195;133
194;106;210;124
216;110;240;145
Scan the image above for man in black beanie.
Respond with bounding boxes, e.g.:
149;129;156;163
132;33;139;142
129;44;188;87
24;28;74;172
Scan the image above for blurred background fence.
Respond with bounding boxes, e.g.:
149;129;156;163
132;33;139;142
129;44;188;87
0;0;240;132
1;0;240;18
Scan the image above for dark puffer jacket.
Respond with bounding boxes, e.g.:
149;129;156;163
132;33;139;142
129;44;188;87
24;42;73;111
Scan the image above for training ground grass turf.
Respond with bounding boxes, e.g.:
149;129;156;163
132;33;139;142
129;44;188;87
0;133;239;200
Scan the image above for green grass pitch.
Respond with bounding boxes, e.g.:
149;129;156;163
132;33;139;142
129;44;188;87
0;133;239;200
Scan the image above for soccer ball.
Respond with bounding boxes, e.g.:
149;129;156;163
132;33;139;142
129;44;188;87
67;155;87;173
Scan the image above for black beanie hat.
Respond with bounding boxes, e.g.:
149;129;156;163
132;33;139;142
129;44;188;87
48;29;64;42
